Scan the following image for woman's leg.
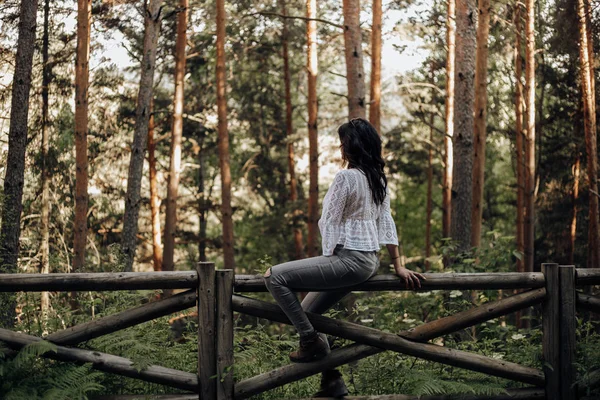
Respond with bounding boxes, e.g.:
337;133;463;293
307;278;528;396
264;251;374;339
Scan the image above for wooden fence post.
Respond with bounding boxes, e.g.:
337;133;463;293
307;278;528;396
559;265;577;400
216;270;234;400
197;262;216;399
542;263;560;400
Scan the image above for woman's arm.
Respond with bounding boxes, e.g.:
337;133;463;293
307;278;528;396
386;243;426;289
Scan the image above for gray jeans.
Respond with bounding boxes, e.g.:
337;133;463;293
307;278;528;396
264;245;380;339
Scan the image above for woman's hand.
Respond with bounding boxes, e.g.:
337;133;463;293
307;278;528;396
394;264;426;289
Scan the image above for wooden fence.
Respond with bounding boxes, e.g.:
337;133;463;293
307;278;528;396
0;262;599;399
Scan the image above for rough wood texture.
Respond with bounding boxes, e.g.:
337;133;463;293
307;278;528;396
216;270;234;400
73;0;91;272
197;262;216;399
542;263;560;399
470;0;491;247
234;289;544;397
121;0;162;271
514;0;525;274
0;0;39;328
232;295;545;386
148;101;163;271
342;0;366;118
0;328;198;391
450;0;477;251
576;292;600;313
46;290;196;345
576;268;600;285
233;272;545;292
0;272;197;292
559;265;577;399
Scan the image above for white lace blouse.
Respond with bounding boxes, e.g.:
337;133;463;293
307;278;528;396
318;168;399;256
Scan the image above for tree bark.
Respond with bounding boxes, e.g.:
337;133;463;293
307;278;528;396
524;0;535;273
342;0;366;119
570;156;581;265
197;134;207;262
306;0;319;258
369;0;382;132
41;0;51;322
443;0;456;240
577;0;599;269
148;101;163;272
281;0;304;260
0;0;39;329
425;64;434;272
121;0;163;272
514;2;525;274
470;0;490;248
450;0;477;253
73;0;91;272
163;0;188;273
216;0;235;270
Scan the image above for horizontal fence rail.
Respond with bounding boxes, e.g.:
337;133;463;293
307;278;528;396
0;265;598;400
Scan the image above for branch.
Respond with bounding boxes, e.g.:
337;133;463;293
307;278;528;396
243;11;343;29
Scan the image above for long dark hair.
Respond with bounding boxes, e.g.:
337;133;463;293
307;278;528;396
338;118;387;205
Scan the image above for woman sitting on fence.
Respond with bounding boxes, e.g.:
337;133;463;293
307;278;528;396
264;117;426;397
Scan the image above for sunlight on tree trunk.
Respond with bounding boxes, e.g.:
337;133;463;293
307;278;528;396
148;101;163;272
369;0;382;133
40;0;51;328
524;0;535;274
163;0;188;273
570;156;581;265
74;0;91;272
470;0;490;248
306;0;319;258
443;0;455;242
217;0;236;270
342;0;366;119
514;1;525;275
425;64;434;271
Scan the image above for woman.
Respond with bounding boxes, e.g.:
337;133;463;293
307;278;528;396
264;118;425;397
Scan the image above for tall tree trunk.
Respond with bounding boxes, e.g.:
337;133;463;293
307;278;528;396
342;0;366;119
425;64;434;272
470;0;490;248
163;0;188;273
450;0;477;253
121;0;163;272
514;1;525;275
148;101;163;272
198;134;207;262
577;0;599;269
0;0;39;329
306;0;319;258
443;0;456;240
73;0;91;272
281;0;304;260
41;0;51;323
570;156;581;265
524;0;535;273
369;0;382;132
584;0;595;120
216;0;235;270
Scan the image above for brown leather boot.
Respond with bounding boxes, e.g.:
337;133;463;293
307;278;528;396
314;369;348;398
289;332;331;363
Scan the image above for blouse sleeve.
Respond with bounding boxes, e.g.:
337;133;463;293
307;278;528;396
318;171;349;256
377;190;399;246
